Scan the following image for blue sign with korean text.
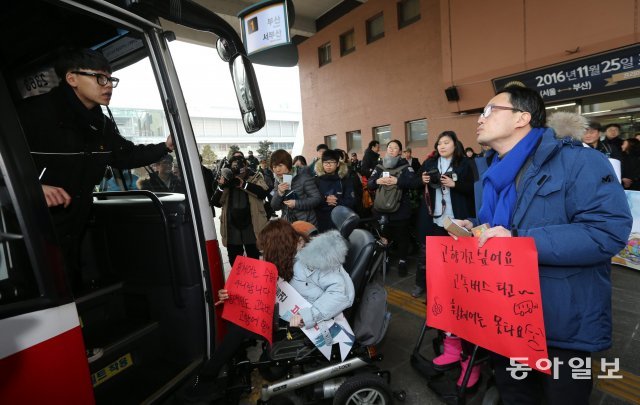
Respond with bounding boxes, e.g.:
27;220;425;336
493;44;640;103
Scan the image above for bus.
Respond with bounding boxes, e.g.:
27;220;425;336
0;0;267;402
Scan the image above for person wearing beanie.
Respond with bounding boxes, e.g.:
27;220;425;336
291;220;318;239
313;149;356;232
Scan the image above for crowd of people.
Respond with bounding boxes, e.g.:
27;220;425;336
27;46;635;404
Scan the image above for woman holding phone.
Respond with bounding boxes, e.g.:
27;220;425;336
270;149;321;225
415;130;478;390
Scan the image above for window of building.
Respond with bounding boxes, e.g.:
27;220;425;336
340;29;356;56
318;42;331;67
373;125;391;146
397;0;420;28
346;130;362;152
407;119;427;147
366;13;385;44
325;134;337;149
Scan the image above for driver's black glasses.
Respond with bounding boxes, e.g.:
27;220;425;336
72;71;120;88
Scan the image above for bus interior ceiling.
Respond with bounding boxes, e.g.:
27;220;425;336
0;2;123;73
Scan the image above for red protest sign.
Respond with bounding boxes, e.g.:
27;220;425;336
426;236;549;374
222;256;278;344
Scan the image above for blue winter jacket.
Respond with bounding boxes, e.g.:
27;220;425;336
473;128;632;353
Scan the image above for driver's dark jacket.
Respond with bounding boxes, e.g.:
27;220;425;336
19;85;168;240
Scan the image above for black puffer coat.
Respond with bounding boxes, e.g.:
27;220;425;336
19;85;168;239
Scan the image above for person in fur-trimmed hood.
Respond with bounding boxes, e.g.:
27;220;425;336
287;229;355;330
313;149;355;232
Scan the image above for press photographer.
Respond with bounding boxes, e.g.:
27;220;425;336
211;155;269;265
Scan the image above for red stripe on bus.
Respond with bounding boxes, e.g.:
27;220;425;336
0;326;94;404
205;239;227;344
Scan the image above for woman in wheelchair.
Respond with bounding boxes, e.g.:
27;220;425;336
181;220;354;402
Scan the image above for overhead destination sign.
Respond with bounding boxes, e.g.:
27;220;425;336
238;0;298;67
241;2;290;55
493;44;640;103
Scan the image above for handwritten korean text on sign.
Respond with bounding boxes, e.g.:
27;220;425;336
222;256;278;344
426;236;549;374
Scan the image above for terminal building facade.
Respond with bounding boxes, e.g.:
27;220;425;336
296;0;640;160
111;106;297;159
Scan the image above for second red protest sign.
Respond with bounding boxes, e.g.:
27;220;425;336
426;236;549;374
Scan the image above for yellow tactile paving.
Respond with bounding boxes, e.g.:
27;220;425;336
386;286;426;318
593;360;640;404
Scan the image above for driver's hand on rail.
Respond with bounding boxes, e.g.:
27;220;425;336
165;135;175;151
289;314;304;328
42;185;71;208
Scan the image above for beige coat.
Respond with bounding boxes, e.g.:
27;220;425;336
218;171;269;247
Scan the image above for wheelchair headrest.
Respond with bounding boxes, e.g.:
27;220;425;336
331;206;359;239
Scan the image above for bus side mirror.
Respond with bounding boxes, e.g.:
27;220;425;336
216;37;235;62
230;54;265;133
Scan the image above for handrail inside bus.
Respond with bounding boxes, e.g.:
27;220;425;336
93;190;184;308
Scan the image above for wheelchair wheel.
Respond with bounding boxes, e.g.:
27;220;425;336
258;352;289;381
333;374;393;405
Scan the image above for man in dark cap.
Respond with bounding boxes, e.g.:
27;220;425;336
583;122;622;160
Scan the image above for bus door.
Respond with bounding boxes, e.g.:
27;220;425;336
0;0;268;402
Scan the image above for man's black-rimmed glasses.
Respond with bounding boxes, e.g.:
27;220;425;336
72;71;120;88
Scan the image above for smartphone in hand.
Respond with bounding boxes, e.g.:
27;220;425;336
443;216;472;237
